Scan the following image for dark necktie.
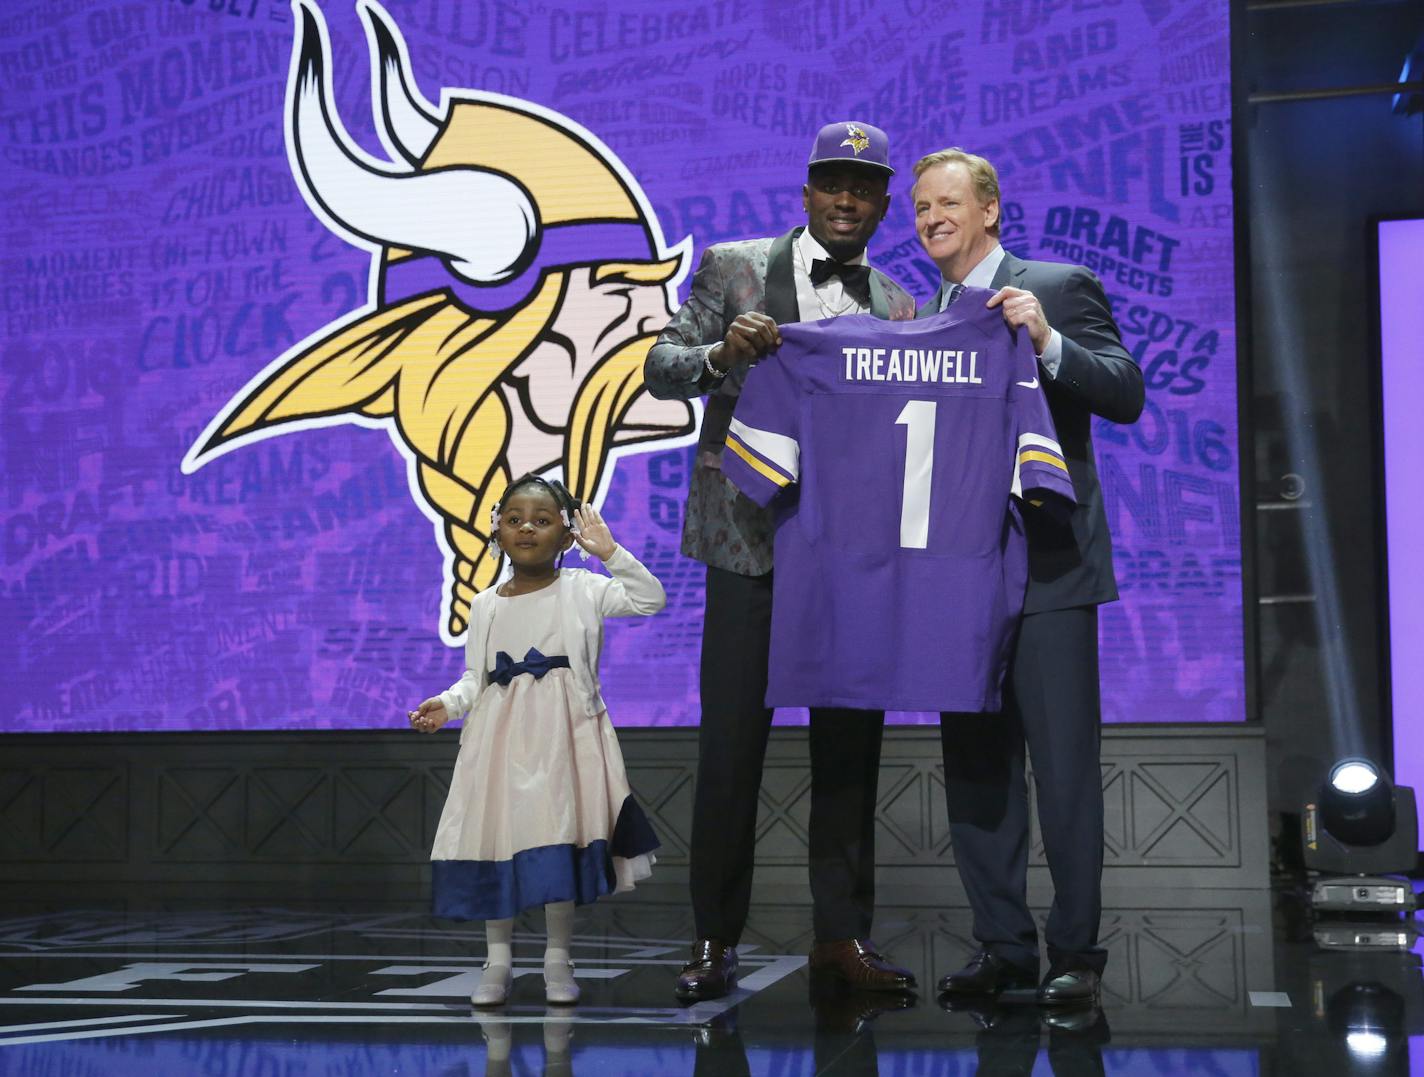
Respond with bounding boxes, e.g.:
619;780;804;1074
941;282;964;311
809;258;872;306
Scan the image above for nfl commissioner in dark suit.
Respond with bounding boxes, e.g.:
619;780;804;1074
913;148;1144;1007
923;252;1141;615
645;121;919;1001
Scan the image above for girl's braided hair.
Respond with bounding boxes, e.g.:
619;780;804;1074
495;474;582;525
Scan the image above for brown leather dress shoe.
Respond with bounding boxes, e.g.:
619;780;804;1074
675;939;738;1001
808;938;917;992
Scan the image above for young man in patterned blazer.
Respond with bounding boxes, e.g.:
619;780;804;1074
645;121;918;1002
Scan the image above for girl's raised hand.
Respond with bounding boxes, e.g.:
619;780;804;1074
407;697;448;733
572;504;617;560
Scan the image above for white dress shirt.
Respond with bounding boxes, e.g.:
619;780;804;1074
794;228;870;321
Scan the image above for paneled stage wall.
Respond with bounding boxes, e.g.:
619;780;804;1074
1;726;1268;893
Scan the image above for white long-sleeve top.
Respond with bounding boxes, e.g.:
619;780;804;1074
439;544;665;726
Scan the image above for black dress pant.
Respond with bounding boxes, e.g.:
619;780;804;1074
690;565;885;944
940;605;1106;974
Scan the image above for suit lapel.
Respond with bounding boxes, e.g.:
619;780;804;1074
767;227;898;319
763;228;800;324
917;281;946;320
991;250;1026;290
868;271;890;320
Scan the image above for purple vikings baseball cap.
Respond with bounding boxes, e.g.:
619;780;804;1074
808;120;894;176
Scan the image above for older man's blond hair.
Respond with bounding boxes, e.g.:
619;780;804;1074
911;149;1002;237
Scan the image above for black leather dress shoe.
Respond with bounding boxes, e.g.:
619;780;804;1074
1037;966;1101;1007
936;950;1038;997
675;939;738;1001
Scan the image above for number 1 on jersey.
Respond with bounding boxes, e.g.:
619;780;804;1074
894;400;935;549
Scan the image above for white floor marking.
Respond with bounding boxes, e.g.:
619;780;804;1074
0;1014;176;1035
0;1014;475;1048
1248;991;1291;1007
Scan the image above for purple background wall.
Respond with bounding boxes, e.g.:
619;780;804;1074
1379;218;1424;795
0;0;1239;731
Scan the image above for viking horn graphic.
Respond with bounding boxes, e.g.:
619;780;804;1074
290;0;536;283
358;0;442;166
186;0;698;643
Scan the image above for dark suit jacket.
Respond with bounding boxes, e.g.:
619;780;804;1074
647;226;916;575
920;252;1143;614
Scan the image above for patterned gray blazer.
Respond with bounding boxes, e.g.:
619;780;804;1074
645;226;916;576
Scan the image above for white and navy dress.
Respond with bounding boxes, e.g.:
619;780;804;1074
430;551;661;921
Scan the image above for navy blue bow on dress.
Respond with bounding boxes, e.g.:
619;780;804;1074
487;647;571;687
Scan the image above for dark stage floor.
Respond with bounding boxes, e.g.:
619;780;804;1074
1;882;1421;1075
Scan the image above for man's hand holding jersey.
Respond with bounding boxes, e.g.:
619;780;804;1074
708;312;782;373
987;286;1052;355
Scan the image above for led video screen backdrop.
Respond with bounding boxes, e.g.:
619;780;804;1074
1379;217;1424;797
1;0;1240;730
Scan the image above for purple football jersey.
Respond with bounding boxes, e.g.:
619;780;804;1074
721;291;1075;711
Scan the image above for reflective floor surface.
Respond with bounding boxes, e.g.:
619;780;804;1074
0;883;1421;1075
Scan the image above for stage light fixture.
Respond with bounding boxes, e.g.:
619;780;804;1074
1321;759;1394;845
1303;757;1418;914
1313;921;1417;952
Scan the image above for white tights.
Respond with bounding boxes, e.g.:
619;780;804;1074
477;900;577;993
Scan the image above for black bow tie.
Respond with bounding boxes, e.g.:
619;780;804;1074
809;258;872;305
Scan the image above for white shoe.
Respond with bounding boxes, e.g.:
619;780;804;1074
544;959;580;1005
471;964;513;1006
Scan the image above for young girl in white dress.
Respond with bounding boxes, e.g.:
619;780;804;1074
407;475;663;1007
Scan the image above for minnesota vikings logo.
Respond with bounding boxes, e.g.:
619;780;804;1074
840;124;870;156
181;0;695;641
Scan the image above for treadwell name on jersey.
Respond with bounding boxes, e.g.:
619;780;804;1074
841;346;983;385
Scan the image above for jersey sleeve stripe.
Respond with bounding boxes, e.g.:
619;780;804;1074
728;418;800;480
726;435;794;488
1018;449;1070;473
1017;432;1065;455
